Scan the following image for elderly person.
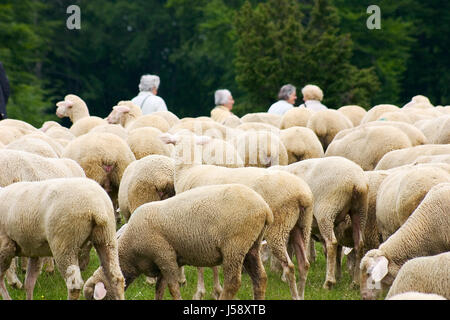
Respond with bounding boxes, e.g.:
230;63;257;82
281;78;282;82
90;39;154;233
267;84;297;115
298;84;328;111
211;89;235;123
131;74;168;115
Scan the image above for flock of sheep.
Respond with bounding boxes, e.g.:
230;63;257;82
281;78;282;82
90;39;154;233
0;93;449;300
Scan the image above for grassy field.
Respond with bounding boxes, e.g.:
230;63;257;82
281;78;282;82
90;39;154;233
4;242;362;300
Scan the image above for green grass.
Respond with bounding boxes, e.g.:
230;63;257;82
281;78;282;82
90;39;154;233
3;242;361;300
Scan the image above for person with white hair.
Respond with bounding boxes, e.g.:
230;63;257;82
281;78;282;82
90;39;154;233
267;84;297;116
298;84;328;111
210;89;235;123
131;74;168;115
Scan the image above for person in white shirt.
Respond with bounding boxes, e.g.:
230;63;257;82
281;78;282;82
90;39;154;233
267;84;297;116
298;84;328;111
131;74;168;115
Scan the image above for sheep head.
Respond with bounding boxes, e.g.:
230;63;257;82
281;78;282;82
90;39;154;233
359;249;394;300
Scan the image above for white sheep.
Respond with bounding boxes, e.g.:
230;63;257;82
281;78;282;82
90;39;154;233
270;156;369;289
241;112;282;128
306;109;354;151
414;114;450;144
126;127;171;160
150;110;180;127
280;107;314;129
106;102;143;128
83;184;273;300
221;114;242;128
360;104;399;124
0;118;39;135
5;136;60;158
387;292;446;300
125;114;170;133
413;154;450;165
375;144;450;170
0;125;24;145
337;105;367;126
89;124;129;141
118;155;175;222
56;94;107;137
376;164;450;241
161;133;314;300
386;252;450;300
325;125;412;170
0;178;125;300
359;182;450;300
279;127;324;164
61;132;136;217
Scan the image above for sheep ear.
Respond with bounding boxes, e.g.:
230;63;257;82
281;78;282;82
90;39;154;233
93;282;107;300
194;135;212;145
371;256;389;282
159;133;180;145
56;100;73;108
113;105;130;113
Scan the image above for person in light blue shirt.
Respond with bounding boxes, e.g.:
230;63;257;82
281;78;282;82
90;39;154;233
267;84;297;116
131;74;168;115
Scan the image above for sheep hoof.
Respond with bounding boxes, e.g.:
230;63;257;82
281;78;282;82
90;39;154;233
145;277;157;286
9;280;23;290
192;290;205;300
323;280;335;290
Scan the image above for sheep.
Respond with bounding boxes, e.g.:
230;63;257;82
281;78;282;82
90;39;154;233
376;111;413;124
125;127;172;160
241;112;282;128
376;164;450;241
149;110;180;127
231;130;288;167
337;105;367;127
306;109;353;151
413;154;450;165
333;121;428;147
236;122;281;134
414;114;450;144
84;183;273;300
325;125;412;171
385;252;450;300
125;114;170;133
221;114;242;128
56;94;107;137
280;107;314;129
0;149;86;288
270;156;369;289
90;124;129;141
106;102;143;128
18;132;65;156
402;95;433;109
118;155;175;222
5;136;60;158
0;125;24;145
161;133;314;300
0;178;125;300
359;182;450;300
279;127;324;164
44;125;76;142
387;292;447;300
169;119;232;141
360;104;399;124
0;118;39;134
61;132;136;217
375;144;450;170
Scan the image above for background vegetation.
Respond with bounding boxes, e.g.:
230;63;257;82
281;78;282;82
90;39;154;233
0;0;448;126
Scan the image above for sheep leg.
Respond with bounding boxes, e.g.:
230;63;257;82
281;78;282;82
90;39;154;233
43;257;55;273
219;246;245;300
78;241;92;271
267;239;300;300
24;257;43;300
155;275;167;300
211;266;223;300
179;266;187;286
350;211;363;287
290;225;310;300
153;249;182;300
6;258;23;289
192;267;206;300
0;236;16;300
308;237;316;262
243;240;267;300
336;245;343;281
317;219;338;289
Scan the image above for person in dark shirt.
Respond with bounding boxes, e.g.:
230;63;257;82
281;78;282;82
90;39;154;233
0;62;11;120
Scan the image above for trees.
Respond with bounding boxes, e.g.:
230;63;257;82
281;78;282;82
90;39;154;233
234;0;380;112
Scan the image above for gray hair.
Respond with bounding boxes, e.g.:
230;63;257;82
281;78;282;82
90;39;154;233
138;74;160;92
278;84;296;101
215;89;232;106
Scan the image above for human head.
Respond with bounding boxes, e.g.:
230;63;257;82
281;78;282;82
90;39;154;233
138;74;160;94
278;84;297;105
302;84;324;102
215;89;234;111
